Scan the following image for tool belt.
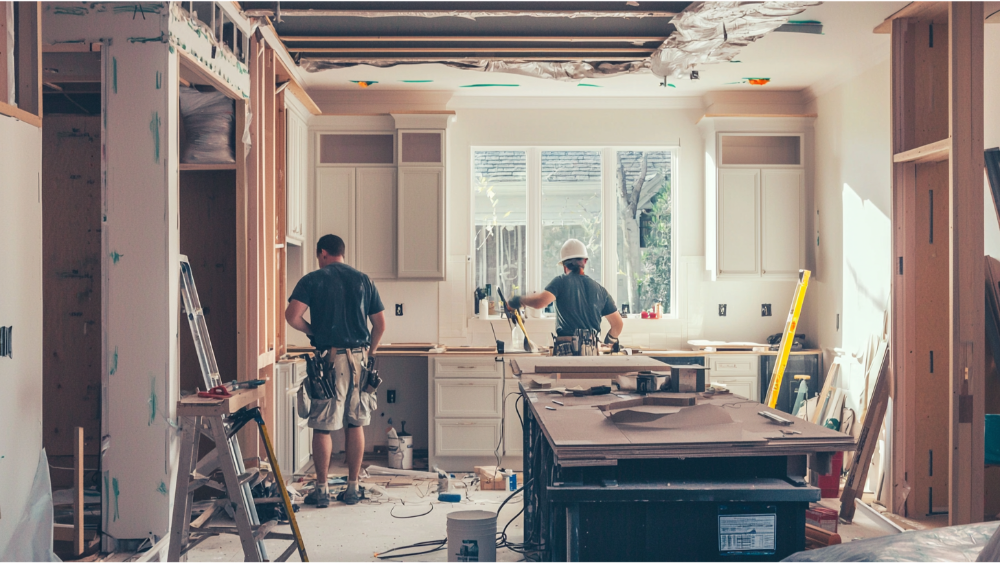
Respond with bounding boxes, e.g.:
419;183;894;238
332;347;382;395
302;350;335;401
552;329;600;357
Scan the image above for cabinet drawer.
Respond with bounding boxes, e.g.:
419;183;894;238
709;354;758;376
435;379;502;418
433;356;502;378
710;375;758;402
435;419;502;457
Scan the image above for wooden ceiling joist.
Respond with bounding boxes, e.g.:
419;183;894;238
874;1;949;34
299;56;647;62
280;35;668;43
287;46;655;53
245;9;678;18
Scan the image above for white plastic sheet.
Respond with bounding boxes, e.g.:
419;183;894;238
783;521;1000;562
0;448;60;562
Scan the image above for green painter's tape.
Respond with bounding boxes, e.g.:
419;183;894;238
577;83;602;87
53;6;88;15
169;45;175;54
112;478;120;521
148;377;157;426
460;84;519;88
109;250;123;264
150;112;161;163
112;58;117;94
103;473;109;523
157;481;167;496
109;346;118;375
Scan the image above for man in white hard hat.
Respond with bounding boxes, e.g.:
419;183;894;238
506;239;624;352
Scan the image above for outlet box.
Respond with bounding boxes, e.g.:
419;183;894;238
395;304;403;316
718;304;727;317
761;304;772;317
387;390;396;403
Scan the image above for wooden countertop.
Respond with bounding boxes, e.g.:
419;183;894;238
286;346;821;359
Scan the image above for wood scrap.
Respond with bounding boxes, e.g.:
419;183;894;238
812;361;840;424
804;523;841;549
839;341;890;522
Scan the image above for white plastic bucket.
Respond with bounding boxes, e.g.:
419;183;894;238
446;510;497;562
398;433;414;470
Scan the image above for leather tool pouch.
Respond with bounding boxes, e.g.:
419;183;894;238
304;351;335;401
362;357;381;393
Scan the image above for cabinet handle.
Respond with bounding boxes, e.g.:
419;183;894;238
455;366;478;369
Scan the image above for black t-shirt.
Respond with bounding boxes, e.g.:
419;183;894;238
544;273;617;337
288;262;385;349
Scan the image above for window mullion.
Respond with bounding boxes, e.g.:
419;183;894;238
603;147;617;304
527;148;542;294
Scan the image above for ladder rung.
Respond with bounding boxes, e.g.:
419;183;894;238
253;519;278;542
275;541;299;562
187;478;212;493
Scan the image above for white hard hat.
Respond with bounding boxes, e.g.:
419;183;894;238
559;239;589;263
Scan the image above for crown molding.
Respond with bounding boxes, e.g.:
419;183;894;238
446;95;705;110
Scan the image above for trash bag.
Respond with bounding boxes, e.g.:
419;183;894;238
180;86;235;164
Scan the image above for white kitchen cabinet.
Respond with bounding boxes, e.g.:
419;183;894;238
355;168;397;278
503;392;523;456
761;169;803;277
699;117;813;280
718;169;760;276
315;167;356;266
711;376;758;402
285;104;309;244
434;378;503;418
398;166;445;279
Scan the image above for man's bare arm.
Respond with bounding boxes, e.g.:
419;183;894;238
605;311;624;338
369;311;386;355
284;299;312;335
513;291;556;311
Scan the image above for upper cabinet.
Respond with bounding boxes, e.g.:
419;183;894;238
285;101;309;244
310;113;453;281
701;117;812;280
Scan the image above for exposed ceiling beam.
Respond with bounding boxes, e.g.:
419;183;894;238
246;9;677;18
280;35;668;43
288;46;655;53
299;56;647;62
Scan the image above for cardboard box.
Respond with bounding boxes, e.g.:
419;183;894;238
475;466;522;491
805;505;838;533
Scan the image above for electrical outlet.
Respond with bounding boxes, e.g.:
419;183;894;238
395;304;403;316
761;304;772;317
387;390;396;403
718;304;727;317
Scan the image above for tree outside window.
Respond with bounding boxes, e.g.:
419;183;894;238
616;150;672;314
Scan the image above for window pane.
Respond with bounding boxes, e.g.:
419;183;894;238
616;150;672;314
541;151;602;287
473;150;527;301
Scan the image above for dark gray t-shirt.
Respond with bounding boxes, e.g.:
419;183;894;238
544;273;617;337
289;262;385;349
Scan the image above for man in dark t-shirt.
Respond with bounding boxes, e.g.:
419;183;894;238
507;239;624;347
285;234;385;507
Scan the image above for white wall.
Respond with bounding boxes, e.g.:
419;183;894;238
803;58;893;410
0;116;43;550
984;24;1000;257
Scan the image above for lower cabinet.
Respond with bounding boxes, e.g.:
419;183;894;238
710;375;758;402
760;353;821;413
429;356;522;470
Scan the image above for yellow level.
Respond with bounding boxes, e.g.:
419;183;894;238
765;269;811;409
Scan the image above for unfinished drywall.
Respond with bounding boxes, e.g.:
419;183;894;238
42;114;102;483
0;115;43;550
802;58;892;409
982;21;1000;519
44;1;250;543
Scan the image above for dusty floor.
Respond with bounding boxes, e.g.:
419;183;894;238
186;458;530;562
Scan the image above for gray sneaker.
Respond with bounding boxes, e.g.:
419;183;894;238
341;488;361;505
304;488;330;508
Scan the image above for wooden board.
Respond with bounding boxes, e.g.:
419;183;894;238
840;343;890;522
42;115;101;457
511;356;667;375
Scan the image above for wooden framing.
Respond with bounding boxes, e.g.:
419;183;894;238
887;2;985;525
0;1;41;126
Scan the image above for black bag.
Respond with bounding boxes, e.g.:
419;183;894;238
302;352;335;401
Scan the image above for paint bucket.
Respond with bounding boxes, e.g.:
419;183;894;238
398;427;414;470
446;510;497;562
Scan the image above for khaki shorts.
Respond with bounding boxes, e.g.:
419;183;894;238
307;348;377;431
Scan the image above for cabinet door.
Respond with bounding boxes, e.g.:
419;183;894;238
435;419;502;457
315;168;356;266
718;169;759;275
503;391;523;456
435;378;503;418
761;169;802;277
398;167;445;279
356;168;396;278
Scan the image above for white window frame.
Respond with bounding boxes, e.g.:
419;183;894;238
470;145;679;320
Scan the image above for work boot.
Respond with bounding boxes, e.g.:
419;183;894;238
341;488;361;505
304;488;329;508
